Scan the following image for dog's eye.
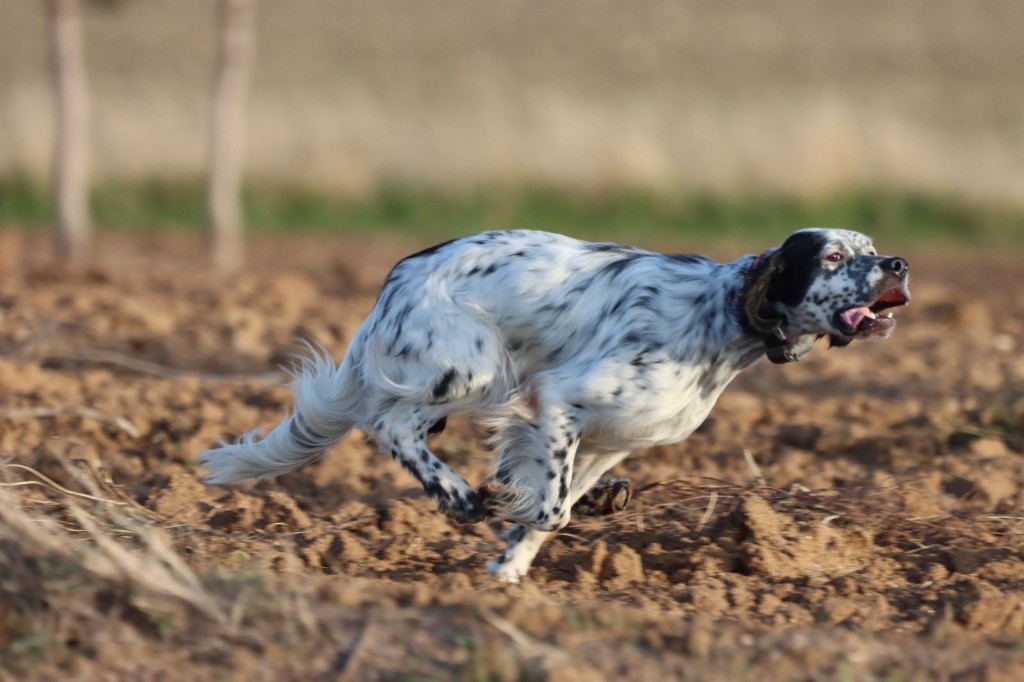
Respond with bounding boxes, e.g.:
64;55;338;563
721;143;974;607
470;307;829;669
825;252;845;263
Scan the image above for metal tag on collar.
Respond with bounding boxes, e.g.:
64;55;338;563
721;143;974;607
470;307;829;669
766;333;814;364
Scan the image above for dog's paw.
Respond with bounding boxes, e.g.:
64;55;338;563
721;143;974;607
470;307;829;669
434;487;488;524
479;481;512;516
572;477;633;517
486;556;527;584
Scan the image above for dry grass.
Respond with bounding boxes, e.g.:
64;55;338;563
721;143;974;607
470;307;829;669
3;453;1023;679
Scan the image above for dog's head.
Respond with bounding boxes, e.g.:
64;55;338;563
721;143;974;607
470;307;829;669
742;228;910;353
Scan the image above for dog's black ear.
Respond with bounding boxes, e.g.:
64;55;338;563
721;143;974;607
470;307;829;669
741;249;786;336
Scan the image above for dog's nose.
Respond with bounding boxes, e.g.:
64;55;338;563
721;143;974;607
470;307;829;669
882;257;908;277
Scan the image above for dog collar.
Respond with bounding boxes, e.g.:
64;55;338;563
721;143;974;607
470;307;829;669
746;250;813;364
763;333;814;363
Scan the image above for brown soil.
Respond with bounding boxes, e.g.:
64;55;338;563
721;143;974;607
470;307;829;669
1;231;1023;680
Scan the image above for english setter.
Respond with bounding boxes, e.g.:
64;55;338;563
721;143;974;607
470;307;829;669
198;228;910;582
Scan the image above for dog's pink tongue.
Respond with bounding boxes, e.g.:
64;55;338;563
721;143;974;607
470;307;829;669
840;306;872;330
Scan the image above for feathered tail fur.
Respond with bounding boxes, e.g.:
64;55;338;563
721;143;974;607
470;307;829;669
197;344;361;484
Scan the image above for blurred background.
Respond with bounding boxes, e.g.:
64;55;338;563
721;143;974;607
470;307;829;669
2;0;1023;269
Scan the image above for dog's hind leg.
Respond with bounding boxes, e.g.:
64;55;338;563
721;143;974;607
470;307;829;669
374;404;487;524
487;450;629;583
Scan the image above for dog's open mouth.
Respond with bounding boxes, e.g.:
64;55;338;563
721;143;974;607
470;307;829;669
834;287;909;338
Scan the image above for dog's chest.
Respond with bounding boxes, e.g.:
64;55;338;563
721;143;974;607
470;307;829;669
586;355;747;450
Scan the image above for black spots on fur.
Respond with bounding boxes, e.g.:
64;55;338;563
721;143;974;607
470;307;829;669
609;293;630;316
511;249;528;258
546;344;566;363
432;460;442;471
385;304;414;355
508;525;526;543
697;355;729;400
288;415;322;451
423;478;446;501
538;301;571;316
568;276;596;297
546;469;556;481
506;338;523;353
552;448;568;461
395;238;458;267
630;286;660;313
431;368;458;401
468;262;502;277
428;417;447;434
375;287;399;320
475;336;485;352
603;284;662;319
600;254;644;280
566;425;579;442
396;303;414;322
585;242;637;255
558;480;568;501
669;253;713;267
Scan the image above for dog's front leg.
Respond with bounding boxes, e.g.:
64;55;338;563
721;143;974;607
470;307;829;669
486;401;583;532
487;450;630;582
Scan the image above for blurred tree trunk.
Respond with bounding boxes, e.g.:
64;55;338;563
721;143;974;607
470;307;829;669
47;0;92;266
207;0;255;277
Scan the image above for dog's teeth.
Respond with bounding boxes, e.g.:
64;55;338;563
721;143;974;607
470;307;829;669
884;312;894;319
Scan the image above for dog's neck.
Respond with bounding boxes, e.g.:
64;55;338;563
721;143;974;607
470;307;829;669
655;257;766;372
735;251;815;364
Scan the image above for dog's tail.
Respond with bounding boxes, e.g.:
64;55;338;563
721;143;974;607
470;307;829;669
197;345;359;484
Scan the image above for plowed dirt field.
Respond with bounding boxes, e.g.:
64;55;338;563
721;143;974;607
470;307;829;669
1;232;1022;680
